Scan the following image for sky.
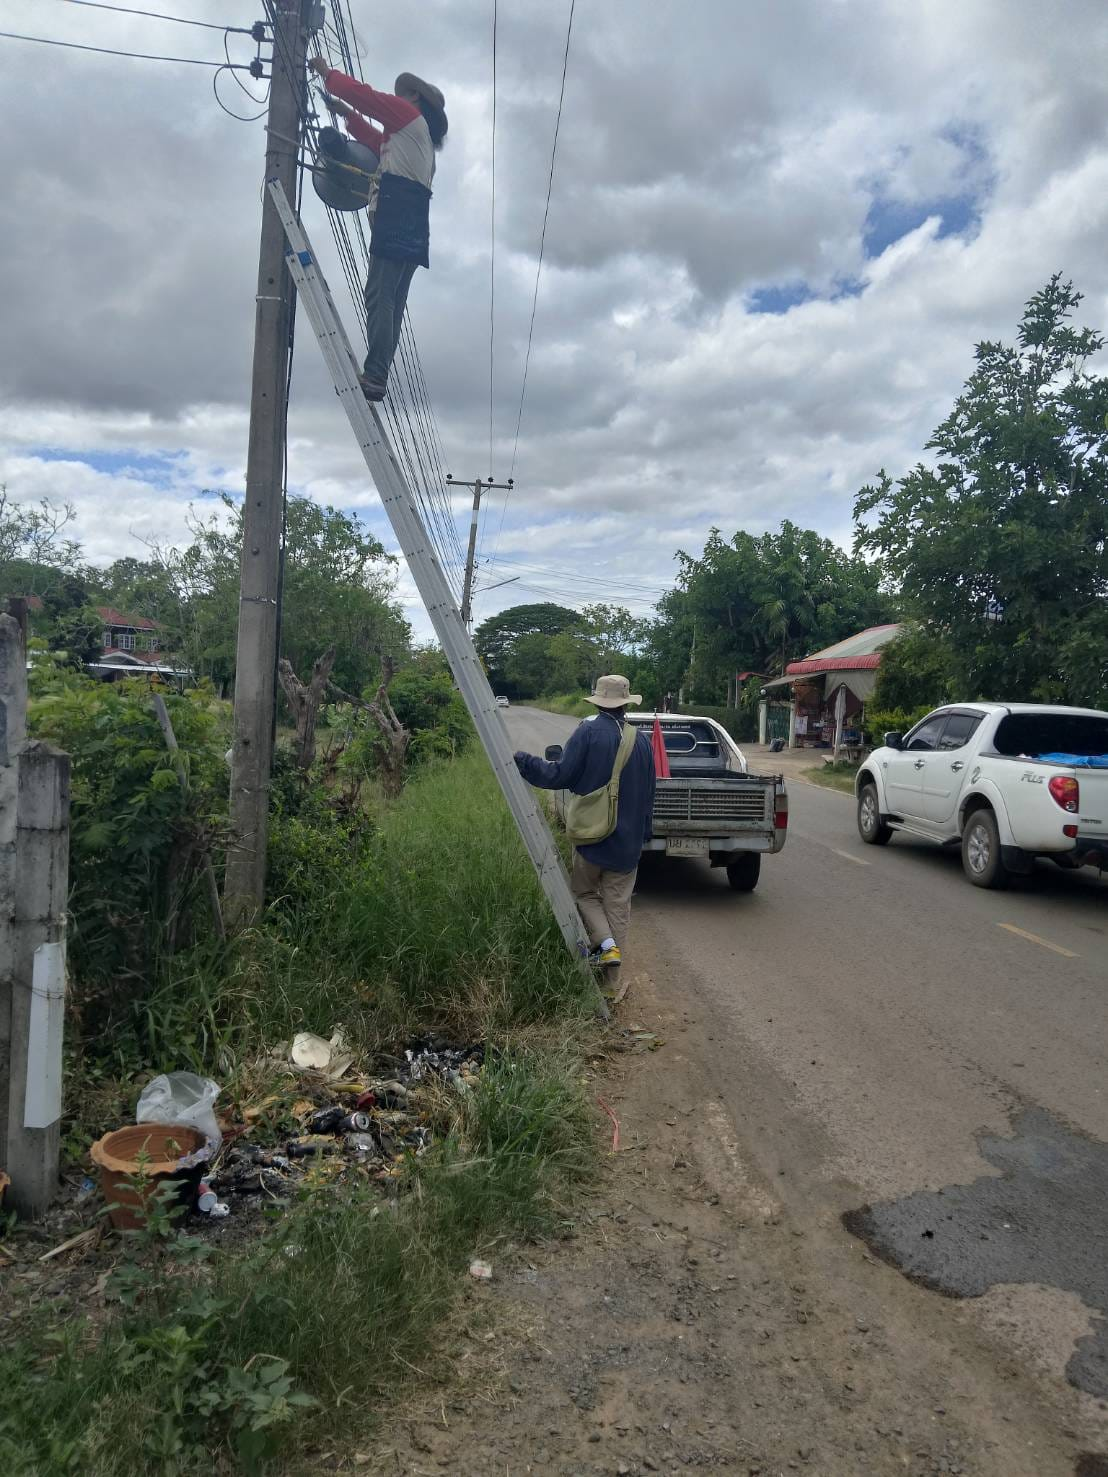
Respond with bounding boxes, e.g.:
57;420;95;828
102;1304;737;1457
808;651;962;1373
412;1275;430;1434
3;0;1108;641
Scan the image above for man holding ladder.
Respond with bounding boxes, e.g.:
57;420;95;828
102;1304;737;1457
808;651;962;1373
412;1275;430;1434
514;676;655;996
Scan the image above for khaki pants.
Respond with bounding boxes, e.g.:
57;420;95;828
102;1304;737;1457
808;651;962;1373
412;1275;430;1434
571;853;638;970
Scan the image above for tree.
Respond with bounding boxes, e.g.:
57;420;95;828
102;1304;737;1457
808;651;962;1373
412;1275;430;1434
136;494;410;696
869;625;957;712
644;521;891;703
474;602;579;696
854;276;1108;707
0;486;83;600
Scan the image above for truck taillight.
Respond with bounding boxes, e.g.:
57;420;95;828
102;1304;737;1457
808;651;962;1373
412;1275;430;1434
1048;775;1080;813
774;797;789;830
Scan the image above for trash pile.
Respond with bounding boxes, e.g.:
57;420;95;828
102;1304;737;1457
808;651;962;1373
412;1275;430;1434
81;1034;486;1232
190;1033;485;1224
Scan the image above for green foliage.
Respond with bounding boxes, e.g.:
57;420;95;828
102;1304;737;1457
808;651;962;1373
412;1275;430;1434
854;276;1108;707
0;1044;593;1476
869;625;958;712
671;703;759;743
0;487;83;600
862;703;935;746
387;651;473;763
804;760;860;793
536;692;594;718
328;751;594;1029
642;519;893;703
475;602;648;700
103;493;410;697
475;602;578;682
27;660;229;1030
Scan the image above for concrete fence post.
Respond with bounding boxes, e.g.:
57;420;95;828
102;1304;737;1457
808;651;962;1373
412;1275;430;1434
0;615;71;1217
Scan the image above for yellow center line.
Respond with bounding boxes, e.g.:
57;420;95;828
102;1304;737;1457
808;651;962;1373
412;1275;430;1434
997;923;1079;958
830;847;871;866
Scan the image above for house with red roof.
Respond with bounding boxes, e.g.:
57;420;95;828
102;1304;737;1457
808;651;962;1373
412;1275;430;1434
91;606;190;683
760;623;904;757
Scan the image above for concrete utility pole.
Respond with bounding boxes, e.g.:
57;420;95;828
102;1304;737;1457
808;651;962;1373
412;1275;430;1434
226;0;312;924
447;474;513;629
1;615;71;1217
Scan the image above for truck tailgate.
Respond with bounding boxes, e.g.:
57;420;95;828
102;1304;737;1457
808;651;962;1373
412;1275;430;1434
652;776;774;832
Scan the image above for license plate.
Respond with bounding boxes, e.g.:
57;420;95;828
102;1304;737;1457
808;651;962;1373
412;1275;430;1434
666;837;709;857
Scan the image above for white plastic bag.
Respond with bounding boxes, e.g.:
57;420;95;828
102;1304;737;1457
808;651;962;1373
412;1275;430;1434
137;1071;222;1150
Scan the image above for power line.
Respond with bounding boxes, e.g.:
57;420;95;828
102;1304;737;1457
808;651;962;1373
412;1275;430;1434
490;0;576;565
258;0;464;596
487;556;669;596
46;0;256;33
488;0;498;487
0;27;254;65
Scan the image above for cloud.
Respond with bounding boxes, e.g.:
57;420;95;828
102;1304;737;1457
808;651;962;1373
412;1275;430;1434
2;0;1108;642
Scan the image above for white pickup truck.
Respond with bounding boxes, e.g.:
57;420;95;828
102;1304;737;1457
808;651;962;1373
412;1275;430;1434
547;712;788;893
855;702;1108;887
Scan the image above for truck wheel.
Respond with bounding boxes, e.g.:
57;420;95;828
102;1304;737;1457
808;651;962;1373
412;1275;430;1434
857;783;892;845
962;807;1009;889
726;854;761;892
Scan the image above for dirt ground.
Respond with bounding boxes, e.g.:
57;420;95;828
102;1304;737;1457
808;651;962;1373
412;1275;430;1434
364;952;1101;1477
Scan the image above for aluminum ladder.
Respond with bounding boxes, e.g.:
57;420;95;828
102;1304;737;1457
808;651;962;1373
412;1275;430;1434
267;180;602;1006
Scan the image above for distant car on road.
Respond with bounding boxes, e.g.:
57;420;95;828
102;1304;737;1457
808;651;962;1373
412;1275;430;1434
855;702;1108;887
495;695;510;708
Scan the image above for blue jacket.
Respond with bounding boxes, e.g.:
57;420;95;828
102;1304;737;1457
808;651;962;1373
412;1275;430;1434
515;712;656;873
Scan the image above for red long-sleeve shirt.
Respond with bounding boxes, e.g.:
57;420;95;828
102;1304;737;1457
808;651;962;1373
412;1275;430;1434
324;69;434;187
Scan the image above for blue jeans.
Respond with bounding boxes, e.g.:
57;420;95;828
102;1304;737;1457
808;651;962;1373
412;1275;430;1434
363;256;417;386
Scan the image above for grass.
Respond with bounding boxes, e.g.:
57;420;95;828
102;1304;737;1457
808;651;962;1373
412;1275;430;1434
3;751;602;1475
804;759;861;794
79;750;596;1110
0;1047;595;1476
533;692;593;719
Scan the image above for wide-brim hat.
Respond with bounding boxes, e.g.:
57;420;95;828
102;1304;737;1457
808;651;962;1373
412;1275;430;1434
395;72;445;113
586;675;643;709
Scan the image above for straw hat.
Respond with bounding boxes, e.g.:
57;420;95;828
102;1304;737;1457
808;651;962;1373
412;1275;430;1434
395;72;445;112
586;675;643;709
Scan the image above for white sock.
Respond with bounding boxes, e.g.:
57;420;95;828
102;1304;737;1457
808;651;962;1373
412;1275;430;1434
600;936;616;952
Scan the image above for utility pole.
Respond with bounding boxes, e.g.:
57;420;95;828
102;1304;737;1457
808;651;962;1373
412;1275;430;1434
447;474;513;628
226;0;312;925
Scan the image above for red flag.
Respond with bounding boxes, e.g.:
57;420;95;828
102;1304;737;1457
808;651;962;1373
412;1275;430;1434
651;716;672;778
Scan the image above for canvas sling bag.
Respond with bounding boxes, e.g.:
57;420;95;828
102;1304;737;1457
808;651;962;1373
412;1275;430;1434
565;720;638;846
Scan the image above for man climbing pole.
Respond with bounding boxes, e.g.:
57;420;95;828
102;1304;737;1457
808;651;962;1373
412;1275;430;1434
308;57;448;401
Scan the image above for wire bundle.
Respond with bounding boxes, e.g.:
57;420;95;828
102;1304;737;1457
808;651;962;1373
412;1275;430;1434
278;0;465;599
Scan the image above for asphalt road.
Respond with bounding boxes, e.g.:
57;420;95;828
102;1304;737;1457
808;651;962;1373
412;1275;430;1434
506;704;1108;1431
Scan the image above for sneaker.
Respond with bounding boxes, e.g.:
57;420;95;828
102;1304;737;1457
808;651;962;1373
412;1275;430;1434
357;373;387;402
597;944;622;967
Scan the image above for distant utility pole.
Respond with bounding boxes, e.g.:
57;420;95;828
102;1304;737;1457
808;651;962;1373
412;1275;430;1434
447;474;513;628
226;0;313;925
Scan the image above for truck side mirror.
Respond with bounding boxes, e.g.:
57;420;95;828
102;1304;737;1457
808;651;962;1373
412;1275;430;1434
884;731;904;750
544;744;563;762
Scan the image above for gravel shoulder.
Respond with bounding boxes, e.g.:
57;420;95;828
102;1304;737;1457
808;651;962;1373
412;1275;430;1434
366;958;1092;1477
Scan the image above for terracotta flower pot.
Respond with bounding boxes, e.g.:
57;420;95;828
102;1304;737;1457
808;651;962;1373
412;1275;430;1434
90;1123;206;1231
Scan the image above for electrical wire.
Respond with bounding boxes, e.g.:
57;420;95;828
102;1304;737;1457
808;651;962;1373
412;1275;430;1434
213;26;269;120
487;556;669;597
47;0;256;32
489;0;577;567
258;0;465;596
0;27;254;64
488;0;498;486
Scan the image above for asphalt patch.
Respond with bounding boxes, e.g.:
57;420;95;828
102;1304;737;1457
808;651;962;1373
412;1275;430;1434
842;1107;1108;1398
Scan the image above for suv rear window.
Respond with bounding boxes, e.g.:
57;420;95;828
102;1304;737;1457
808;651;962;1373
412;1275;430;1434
993;713;1108;758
